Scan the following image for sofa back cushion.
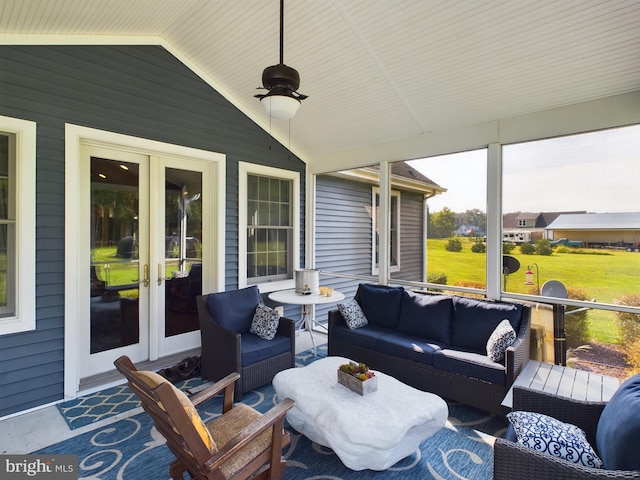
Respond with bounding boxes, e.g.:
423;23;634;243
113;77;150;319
450;297;522;352
355;283;404;329
396;291;453;345
206;285;261;333
595;373;640;470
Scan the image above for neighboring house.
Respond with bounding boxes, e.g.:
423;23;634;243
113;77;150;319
546;212;640;246
455;224;483;237
0;45;306;418
313;162;445;320
503;211;586;242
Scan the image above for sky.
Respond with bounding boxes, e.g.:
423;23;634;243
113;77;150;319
407;124;640;214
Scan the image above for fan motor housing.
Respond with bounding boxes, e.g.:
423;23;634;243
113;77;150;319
262;64;300;93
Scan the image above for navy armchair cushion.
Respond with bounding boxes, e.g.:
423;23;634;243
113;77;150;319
240;332;291;367
451;297;522;352
396;291;453;345
206;285;261;333
355;283;404;329
596;373;640;470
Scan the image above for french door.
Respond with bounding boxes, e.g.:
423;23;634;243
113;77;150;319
79;143;212;378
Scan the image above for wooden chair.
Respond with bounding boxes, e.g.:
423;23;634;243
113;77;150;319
114;355;294;480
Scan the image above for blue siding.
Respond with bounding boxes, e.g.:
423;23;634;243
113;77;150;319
0;45;305;417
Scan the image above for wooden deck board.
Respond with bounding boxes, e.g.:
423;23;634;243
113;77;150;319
502;359;620;409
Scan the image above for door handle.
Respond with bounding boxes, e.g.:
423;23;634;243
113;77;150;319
142;264;149;288
158;264;163;286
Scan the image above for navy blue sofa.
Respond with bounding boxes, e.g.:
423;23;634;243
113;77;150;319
328;284;532;415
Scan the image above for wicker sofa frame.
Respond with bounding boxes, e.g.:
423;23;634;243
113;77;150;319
196;295;296;400
327;299;531;416
494;385;640;479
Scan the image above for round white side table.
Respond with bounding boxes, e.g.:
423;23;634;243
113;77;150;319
268;289;345;355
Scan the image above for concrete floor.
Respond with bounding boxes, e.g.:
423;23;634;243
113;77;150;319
0;330;326;454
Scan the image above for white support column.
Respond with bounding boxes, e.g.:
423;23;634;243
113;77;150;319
378;161;391;285
305;171;316;269
486;143;502;300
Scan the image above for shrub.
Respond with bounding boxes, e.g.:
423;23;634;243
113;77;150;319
535;239;553;256
502;243;515;254
520;242;535;255
427;272;447;293
445;238;463;252
565;287;590;349
471;242;486;253
614;295;640;371
427;272;448;285
624;338;640;376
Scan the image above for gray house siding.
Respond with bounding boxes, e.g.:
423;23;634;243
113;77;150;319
314;175;372;322
0;45;305;418
313;174;426;323
391;191;425;283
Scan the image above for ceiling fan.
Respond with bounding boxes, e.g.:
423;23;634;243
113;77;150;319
256;0;308;120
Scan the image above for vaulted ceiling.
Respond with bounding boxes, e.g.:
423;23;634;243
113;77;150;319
1;0;639;171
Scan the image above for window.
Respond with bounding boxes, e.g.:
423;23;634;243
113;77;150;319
239;163;300;291
372;188;400;274
0;116;36;335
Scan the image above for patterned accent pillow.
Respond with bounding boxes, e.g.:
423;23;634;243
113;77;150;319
250;303;280;340
507;411;603;468
337;299;368;330
486;319;516;362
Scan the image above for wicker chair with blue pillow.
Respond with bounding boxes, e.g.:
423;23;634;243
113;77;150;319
196;286;295;400
494;373;640;480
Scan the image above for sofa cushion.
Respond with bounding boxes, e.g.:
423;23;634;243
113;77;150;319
507;411;603;468
250;303;280;340
240;332;290;367
397;291;453;345
432;349;507;385
330;322;393;351
595;373;640;470
337;299;369;329
355;284;404;329
486;319;516;362
451;297;522;352
206;286;261;333
374;331;442;366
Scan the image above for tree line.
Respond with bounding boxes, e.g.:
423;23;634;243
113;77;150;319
428;207;486;239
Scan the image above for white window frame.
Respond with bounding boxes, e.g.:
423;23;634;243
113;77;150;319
372;187;401;275
238;162;300;293
0;116;36;335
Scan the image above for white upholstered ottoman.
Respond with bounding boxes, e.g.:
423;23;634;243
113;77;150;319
272;356;448;470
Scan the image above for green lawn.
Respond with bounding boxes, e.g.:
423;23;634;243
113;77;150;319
426;238;640;345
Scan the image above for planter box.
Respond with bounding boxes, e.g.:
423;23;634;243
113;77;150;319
337;369;377;395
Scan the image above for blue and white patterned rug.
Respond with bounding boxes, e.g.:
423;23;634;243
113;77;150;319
42;345;507;479
57;376;204;430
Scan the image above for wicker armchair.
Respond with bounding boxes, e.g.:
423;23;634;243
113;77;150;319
196;286;295;400
114;355;294;480
494;385;640;480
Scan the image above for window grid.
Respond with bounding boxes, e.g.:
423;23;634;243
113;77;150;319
246;174;293;283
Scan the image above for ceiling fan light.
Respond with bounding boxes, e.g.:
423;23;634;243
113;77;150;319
260;95;301;120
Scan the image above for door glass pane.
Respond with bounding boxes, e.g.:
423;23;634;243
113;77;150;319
90;157;140;354
165;168;202;337
0;134;10;312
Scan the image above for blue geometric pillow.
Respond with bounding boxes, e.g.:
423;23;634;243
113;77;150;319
250;303;280;340
486;319;516;362
507;411;603;468
337;299;368;330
